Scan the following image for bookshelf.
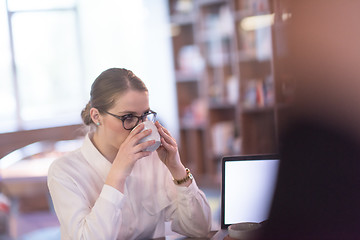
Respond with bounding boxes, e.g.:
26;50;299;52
168;0;285;182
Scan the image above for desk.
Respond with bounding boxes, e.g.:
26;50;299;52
155;230;228;240
1;156;59;238
1;156;56;213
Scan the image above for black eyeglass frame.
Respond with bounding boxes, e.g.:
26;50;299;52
103;110;157;130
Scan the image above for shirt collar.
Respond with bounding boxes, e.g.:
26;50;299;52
81;133;112;182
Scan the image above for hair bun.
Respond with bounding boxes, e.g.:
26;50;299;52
81;101;93;125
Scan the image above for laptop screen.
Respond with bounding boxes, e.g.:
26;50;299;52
221;154;280;229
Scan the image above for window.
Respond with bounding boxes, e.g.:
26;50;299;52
0;0;179;139
1;0;84;132
0;0;16;131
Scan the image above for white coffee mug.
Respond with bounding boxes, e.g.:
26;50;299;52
135;121;161;152
228;222;261;240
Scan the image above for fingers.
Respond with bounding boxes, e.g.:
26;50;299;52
155;121;177;151
157;123;176;145
117;123;154;160
160;131;176;148
135;139;156;152
160;137;173;150
128;123;152;144
155;121;172;136
134;129;152;142
129;122;145;136
129;123;157;152
134;150;152;159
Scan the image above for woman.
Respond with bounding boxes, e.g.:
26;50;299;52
47;68;212;239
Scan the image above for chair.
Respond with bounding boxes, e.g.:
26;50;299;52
0;139;82;239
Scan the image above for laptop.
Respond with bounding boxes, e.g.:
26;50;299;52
213;154;280;239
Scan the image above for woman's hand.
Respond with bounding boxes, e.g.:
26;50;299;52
105;123;155;192
155;121;190;185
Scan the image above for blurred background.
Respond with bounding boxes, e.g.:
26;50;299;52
4;0;358;239
2;0;277;238
1;0;178;238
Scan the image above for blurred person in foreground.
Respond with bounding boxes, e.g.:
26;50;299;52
47;68;211;239
259;1;360;239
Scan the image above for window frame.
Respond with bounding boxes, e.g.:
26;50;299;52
4;0;84;132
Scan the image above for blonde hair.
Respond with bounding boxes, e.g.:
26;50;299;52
81;68;148;126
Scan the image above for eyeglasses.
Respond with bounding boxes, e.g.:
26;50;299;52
103;110;157;130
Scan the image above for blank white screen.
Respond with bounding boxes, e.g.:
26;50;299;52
224;159;279;225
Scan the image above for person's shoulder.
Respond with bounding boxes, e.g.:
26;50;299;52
48;148;83;177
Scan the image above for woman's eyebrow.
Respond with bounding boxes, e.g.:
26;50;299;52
117;111;137;115
117;109;150;115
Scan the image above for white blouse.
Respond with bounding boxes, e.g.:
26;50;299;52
47;134;212;240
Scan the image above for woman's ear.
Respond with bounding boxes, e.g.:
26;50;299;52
90;108;101;126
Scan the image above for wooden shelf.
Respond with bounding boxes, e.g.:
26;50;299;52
208;102;236;110
237;50;273;62
241;105;275;114
170;13;196;25
168;0;282;176
198;0;226;6
233;9;272;20
175;71;202;82
179;124;206;130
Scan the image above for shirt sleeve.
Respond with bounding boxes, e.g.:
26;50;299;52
166;177;212;237
48;165;124;240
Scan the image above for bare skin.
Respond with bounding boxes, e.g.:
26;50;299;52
90;90;190;193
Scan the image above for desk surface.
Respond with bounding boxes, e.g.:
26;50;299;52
154;230;227;240
1;157;54;198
